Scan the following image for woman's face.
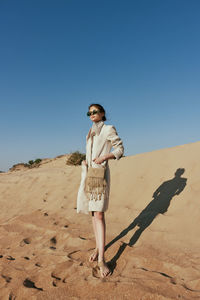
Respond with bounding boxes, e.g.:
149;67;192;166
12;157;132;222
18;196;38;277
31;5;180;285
89;106;104;123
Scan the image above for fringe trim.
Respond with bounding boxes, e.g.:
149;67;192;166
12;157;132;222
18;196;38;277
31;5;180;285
89;192;105;202
85;177;107;201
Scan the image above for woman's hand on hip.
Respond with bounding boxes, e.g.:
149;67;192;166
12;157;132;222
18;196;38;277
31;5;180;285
93;153;115;164
93;156;105;164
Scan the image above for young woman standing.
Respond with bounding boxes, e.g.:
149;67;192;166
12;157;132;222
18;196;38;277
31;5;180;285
77;104;124;277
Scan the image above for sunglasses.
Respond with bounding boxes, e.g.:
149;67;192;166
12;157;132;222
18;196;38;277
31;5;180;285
87;109;100;116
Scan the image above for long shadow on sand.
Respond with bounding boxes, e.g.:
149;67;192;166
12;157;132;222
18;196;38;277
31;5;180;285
106;168;187;272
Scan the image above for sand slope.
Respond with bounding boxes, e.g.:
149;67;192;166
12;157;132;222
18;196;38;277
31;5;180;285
0;142;200;299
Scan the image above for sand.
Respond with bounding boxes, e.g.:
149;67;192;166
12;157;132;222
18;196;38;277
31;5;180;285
0;142;200;299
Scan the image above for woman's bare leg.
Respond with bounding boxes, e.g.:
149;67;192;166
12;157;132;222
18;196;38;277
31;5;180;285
94;211;110;277
89;212;99;262
93;212;105;261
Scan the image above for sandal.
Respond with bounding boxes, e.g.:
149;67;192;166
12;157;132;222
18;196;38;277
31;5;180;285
89;248;98;262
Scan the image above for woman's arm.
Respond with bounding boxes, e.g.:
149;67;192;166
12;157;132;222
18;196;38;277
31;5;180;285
93;153;115;164
107;126;124;160
93;126;124;164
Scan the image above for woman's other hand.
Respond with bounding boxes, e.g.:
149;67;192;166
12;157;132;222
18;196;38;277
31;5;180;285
82;160;87;166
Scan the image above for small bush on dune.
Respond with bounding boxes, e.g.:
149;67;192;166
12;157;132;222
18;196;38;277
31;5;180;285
10;158;43;171
28;159;42;165
28;158;42;168
66;151;86;166
34;158;42;164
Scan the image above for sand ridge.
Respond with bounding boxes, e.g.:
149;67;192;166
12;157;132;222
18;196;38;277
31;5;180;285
0;142;200;299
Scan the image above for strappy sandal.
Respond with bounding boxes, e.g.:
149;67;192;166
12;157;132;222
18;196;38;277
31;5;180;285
89;248;98;262
98;260;111;278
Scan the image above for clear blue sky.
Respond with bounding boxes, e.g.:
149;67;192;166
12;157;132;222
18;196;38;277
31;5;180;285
1;0;200;171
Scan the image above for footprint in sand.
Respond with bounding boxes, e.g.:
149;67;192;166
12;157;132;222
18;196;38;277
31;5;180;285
24;257;30;260
8;292;16;300
67;250;80;261
79;236;86;240
51;261;74;286
23;278;43;291
1;273;12;283
35;263;41;267
20;238;31;247
50;246;56;250
51;273;61;287
49;236;57;250
50;236;57;244
43;192;48;202
92;266;101;279
67;250;87;266
6;255;15;261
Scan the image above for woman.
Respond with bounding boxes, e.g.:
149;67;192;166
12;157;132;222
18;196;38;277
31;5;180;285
77;104;124;278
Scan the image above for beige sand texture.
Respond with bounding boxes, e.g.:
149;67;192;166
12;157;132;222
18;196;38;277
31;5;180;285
0;142;200;300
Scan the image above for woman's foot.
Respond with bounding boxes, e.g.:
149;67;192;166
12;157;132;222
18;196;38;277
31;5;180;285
98;260;111;278
89;248;98;262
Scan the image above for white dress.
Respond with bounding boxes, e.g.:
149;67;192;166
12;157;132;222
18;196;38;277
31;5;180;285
77;122;124;214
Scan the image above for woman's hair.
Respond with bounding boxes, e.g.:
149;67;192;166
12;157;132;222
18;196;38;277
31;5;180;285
89;103;106;121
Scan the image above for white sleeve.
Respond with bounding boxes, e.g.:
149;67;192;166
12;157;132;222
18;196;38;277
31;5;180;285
107;126;124;160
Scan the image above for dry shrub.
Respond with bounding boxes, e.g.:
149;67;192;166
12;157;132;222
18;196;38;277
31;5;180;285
66;151;86;166
10;158;42;171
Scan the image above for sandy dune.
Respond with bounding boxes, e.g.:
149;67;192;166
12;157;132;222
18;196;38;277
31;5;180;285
0;142;200;299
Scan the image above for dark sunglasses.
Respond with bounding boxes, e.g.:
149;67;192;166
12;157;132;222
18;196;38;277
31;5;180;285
87;109;100;116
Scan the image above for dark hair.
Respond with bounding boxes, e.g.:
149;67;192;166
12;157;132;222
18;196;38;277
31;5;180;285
89;103;106;121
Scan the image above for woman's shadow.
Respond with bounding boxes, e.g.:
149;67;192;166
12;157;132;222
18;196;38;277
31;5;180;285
106;168;187;272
